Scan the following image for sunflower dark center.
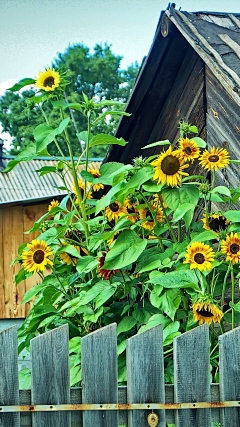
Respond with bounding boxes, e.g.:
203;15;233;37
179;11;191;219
110;202;119;212
197;309;214;318
185;146;192;155
43;76;55;87
33;250;45;264
146;210;154;221
209;216;227;232
208;155;219;163
127;206;136;214
194;253;205;264
230;243;240;254
92;173;99;178
161;155;180;175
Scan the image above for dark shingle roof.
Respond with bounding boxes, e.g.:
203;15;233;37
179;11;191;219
166;6;240;105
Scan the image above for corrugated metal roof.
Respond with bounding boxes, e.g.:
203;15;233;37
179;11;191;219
0;157;101;205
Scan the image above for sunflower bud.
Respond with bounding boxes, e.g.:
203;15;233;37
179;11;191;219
200;183;211;195
132;156;146;168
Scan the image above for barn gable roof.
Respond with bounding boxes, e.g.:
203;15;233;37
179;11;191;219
105;4;240;164
166;6;240;105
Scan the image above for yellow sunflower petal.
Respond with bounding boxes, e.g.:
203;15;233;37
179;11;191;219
35;68;60;92
151;146;189;188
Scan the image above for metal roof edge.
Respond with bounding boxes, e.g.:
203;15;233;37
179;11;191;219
2;155;104;162
0;193;68;207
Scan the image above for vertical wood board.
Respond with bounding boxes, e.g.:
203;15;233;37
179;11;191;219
174;324;211;427
3;205;25;318
126;324;166;427
81;323;118;427
0;326;20;426
0;209;5;318
219;325;240;426
31;324;71;427
205;66;240;209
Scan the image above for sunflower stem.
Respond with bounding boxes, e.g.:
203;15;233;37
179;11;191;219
84;112;91;200
204;195;209;227
158;196;177;243
210;342;219;357
39;104;68;162
178;220;182;243
221;264;230;310
220;319;225;335
231;262;235;329
59;107;90;249
207;169;216;212
139;191;165;251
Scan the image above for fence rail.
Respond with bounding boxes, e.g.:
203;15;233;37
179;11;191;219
0;322;240;426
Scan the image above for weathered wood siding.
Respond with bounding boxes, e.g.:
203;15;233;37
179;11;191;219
107;31;206;166
0;201;49;318
206;66;240;192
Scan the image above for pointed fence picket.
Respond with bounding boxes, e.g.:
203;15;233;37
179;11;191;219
0;322;240;426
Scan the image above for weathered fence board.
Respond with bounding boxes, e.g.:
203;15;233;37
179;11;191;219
126;324;166;427
0;325;20;427
219;325;240;427
81;323;118;427
1;322;240;426
174;323;211;427
30;324;71;427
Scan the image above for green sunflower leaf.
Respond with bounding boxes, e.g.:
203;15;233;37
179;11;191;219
103;230;147;270
8;78;35;92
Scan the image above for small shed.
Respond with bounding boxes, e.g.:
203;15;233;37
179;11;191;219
0;154;101;318
106;4;240;191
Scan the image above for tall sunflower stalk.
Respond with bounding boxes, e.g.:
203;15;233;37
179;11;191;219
5;69;240;388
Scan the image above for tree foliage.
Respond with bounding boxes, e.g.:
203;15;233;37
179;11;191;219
0;43;139;158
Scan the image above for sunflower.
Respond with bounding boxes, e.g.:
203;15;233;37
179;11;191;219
199;146;230;172
139;203;163;231
48;199;60;212
73;179;92;204
35;68;60;92
64;228;82;244
22;239;53;274
151;146;189;187
124;197;139;223
202;213;229;236
153;193;167;209
221;232;240;264
178;137;200;162
104;201;127;222
98;250;119;279
87;168;104;192
59;243;88;266
192;295;223;325
183;241;215;271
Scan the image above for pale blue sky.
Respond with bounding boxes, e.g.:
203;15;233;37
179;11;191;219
0;0;240;147
1;0;240;88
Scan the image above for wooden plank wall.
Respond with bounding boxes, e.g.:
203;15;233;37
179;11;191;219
205;66;240;200
0;201;49;319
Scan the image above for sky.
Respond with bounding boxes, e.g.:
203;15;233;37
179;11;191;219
1;0;240;149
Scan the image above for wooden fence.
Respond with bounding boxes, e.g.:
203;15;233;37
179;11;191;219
1;322;240;427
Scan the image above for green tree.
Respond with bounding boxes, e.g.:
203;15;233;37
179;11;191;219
0;43;139;158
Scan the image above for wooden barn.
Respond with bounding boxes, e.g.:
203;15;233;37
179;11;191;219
106;4;240;192
0;151;101;319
